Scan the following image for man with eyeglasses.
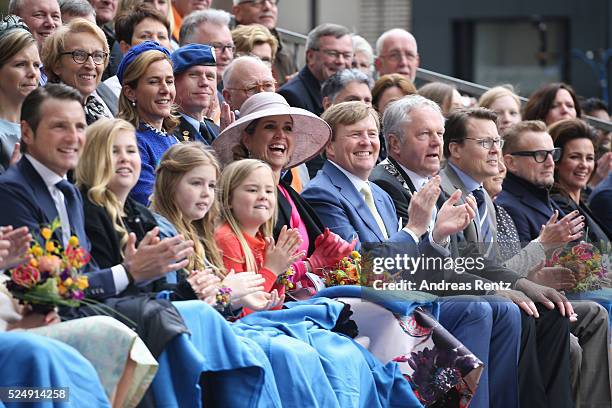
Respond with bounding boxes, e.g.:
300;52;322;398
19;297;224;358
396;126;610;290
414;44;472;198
371;95;548;408
179;9;235;86
497;120;576;243
231;0;296;86
221;55;276;113
278;23;352;116
375;28;419;82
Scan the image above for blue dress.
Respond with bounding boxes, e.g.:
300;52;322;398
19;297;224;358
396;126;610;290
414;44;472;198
0;332;110;408
131;123;178;206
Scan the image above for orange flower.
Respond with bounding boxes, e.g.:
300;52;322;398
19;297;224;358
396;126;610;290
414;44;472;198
38;255;62;274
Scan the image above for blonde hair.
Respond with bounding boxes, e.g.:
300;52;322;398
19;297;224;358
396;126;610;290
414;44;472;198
150;142;225;275
41;18;110;84
217;159;277;273
321;101;380;141
479;85;521;111
118;49;180;132
75;118;137;253
232;24;278;62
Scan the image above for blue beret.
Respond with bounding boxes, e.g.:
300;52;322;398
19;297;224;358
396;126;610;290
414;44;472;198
117;41;171;85
171;44;216;75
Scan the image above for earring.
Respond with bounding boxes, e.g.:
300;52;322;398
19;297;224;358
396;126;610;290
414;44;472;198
131;100;136;107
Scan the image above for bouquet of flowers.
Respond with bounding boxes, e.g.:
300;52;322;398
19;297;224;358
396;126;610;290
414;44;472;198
546;242;607;293
317;251;362;286
4;219;91;311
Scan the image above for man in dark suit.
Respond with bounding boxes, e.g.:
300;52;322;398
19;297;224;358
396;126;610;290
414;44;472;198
278;23;353;117
0;84;194;300
172;43;220;145
444;111;609;407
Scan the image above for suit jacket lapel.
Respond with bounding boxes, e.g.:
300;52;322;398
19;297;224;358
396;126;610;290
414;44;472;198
19;158;60;234
323;161;386;241
440;165;480;240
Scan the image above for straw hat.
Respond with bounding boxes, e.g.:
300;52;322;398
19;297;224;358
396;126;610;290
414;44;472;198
212;93;331;168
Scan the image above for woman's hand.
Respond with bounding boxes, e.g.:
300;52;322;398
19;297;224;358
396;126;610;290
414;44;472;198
238;289;285;311
221;270;265;301
308;228;357;272
264;226;305;276
187;269;221;304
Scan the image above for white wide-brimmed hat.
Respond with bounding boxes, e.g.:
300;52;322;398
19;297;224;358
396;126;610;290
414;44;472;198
212;93;331;168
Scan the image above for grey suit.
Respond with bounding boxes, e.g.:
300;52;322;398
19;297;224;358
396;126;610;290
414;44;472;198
439;164;497;242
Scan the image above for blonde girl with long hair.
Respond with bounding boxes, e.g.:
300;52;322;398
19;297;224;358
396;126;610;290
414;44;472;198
215;159;305;313
77;118;196;291
151;143;277;312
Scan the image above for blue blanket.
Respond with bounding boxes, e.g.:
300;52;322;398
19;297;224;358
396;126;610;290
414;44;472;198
0;332;110;408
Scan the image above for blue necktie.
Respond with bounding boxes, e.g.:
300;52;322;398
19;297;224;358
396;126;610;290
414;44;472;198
472;187;493;243
199;121;215;145
55;180;87;246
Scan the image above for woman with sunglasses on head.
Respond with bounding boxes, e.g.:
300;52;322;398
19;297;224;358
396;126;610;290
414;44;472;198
548;119;611;242
41;19;116;125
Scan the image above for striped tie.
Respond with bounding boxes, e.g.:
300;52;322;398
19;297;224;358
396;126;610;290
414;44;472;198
472;187;493;243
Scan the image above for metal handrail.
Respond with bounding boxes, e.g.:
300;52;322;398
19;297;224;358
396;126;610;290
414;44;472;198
274;29;612;133
416;67;612;133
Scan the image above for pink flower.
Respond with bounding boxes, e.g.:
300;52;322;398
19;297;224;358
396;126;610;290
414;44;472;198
38;255;62;274
11;265;41;288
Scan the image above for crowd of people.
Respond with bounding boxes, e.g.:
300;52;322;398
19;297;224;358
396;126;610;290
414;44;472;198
0;0;611;407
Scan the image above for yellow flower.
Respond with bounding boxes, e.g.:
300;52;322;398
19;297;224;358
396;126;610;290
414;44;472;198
41;228;52;240
63;277;73;287
68;236;79;247
45;241;56;253
31;246;43;257
77;276;88;290
351;251;360;259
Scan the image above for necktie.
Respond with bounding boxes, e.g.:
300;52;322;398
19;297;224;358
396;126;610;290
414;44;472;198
199;120;215;145
55;180;86;247
360;183;389;239
84;95;110;125
472;187;493;243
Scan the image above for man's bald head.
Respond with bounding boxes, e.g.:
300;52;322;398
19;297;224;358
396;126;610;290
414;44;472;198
375;28;419;81
222;55;276;111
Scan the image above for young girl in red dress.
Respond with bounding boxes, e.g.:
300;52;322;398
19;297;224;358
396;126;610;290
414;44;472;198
215;159;305;312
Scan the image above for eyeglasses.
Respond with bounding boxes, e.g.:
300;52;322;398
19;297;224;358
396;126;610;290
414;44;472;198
226;80;276;96
207;42;235;54
509;148;562;163
314;48;353;60
240;0;278;6
380;50;418;62
464;137;504;150
60;49;108;65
